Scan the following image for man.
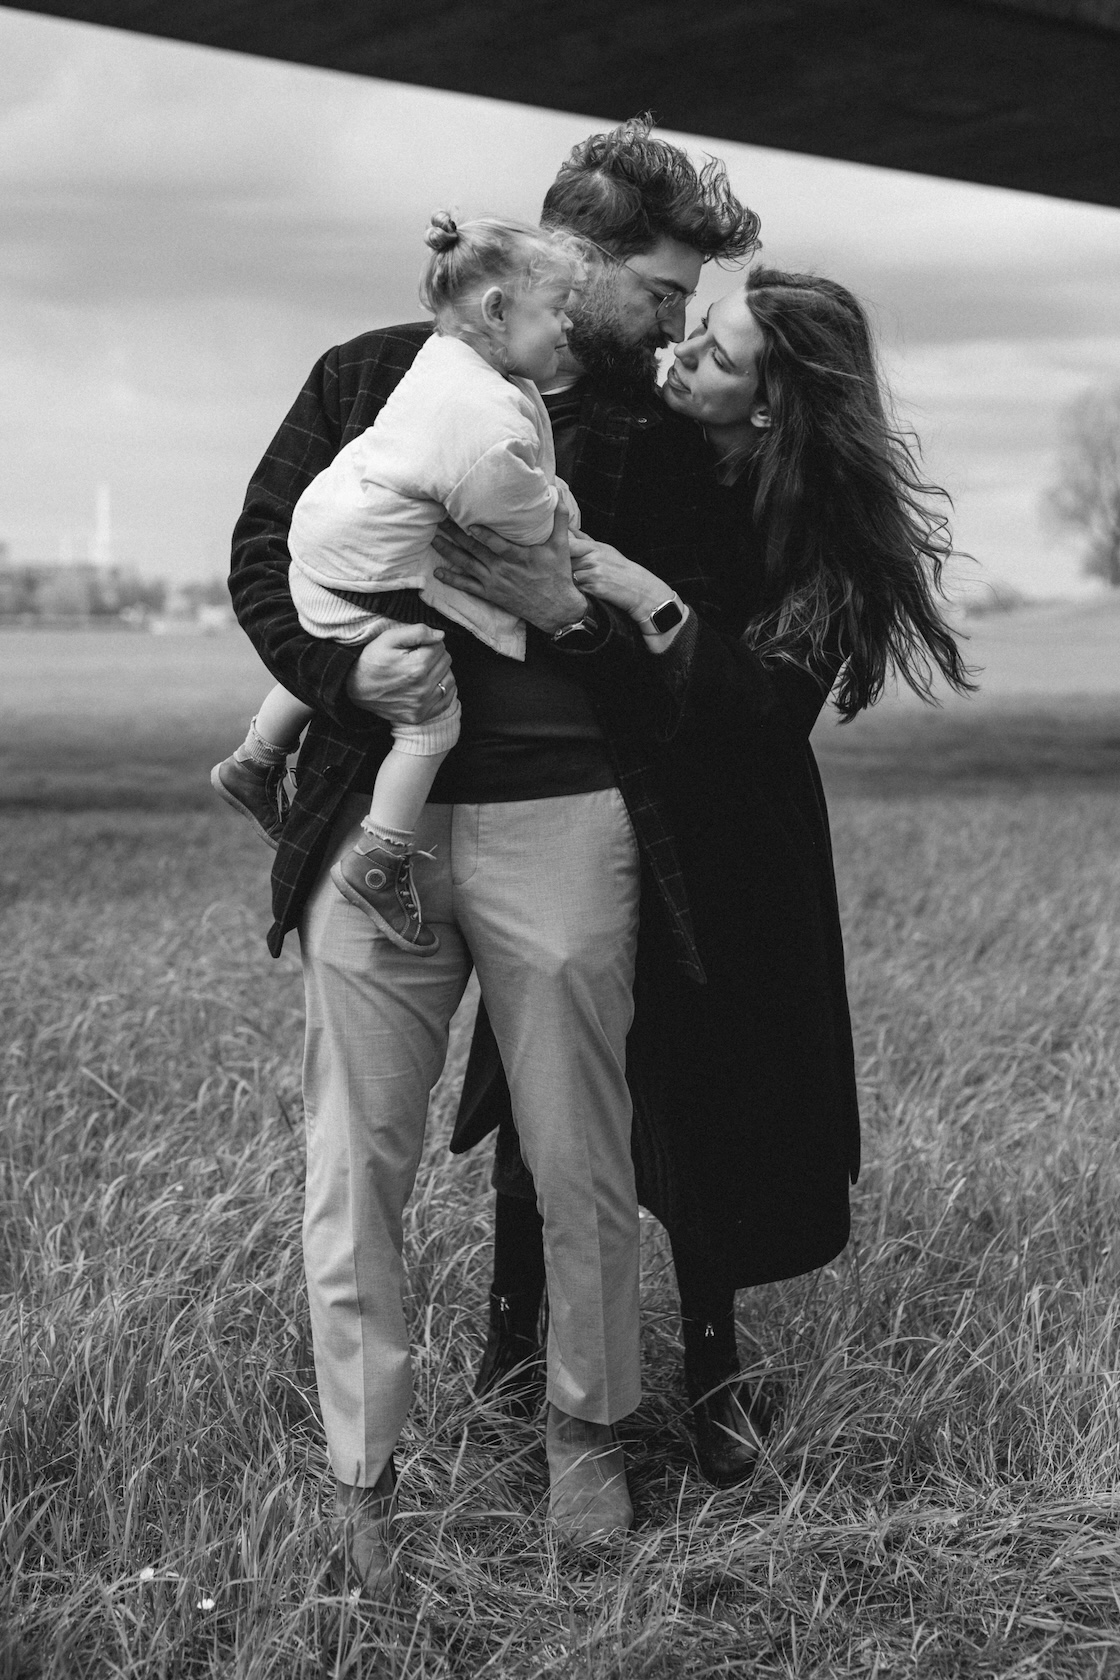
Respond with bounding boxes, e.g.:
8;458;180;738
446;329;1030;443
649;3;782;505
228;114;759;1591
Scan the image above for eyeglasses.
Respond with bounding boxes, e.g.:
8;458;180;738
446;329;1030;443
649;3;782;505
583;238;697;322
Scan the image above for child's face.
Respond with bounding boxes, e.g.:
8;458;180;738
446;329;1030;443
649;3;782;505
502;279;573;384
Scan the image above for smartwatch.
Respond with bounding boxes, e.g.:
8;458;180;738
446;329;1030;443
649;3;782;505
641;596;685;635
550;608;601;651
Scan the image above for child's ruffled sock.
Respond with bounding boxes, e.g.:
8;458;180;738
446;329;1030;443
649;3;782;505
235;716;289;769
361;819;414;851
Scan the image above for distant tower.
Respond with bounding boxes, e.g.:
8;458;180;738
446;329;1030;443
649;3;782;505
90;483;112;568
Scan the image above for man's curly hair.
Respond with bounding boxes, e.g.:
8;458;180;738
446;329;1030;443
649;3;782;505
541;112;760;264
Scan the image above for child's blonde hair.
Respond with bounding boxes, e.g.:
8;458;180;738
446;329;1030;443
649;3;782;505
419;212;580;322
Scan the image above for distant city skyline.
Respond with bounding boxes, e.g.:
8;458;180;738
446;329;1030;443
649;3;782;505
0;481;111;567
2;9;1120;599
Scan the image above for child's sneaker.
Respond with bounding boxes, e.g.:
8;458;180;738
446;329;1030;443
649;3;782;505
331;833;439;954
210;753;289;849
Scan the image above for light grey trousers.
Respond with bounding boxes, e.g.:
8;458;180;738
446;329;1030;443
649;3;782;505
298;788;642;1486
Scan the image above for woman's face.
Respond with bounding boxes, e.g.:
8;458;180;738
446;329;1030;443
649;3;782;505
662;290;768;430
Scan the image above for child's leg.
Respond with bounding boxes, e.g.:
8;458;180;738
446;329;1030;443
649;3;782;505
365;744;451;842
331;697;461;953
365;694;462;840
247;685;314;758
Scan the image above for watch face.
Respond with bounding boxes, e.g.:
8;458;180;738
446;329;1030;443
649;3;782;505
650;599;684;633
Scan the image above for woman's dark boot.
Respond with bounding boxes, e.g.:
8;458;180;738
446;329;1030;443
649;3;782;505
682;1315;774;1488
474;1287;546;1418
473;1191;547;1418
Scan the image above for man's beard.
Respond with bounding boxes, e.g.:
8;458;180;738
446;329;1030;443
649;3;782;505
565;277;660;399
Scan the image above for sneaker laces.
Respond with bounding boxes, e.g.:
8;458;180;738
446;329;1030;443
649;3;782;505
395;846;437;923
264;762;291;826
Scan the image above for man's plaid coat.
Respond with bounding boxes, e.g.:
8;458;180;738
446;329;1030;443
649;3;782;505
228;322;732;982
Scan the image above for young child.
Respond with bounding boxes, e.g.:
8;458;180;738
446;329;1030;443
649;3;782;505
212;212;582;955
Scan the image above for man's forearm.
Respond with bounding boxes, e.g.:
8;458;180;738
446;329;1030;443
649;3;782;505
226;347;380;731
228;507;373;729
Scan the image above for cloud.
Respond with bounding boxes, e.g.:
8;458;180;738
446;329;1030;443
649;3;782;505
0;15;575;313
1;7;1119;596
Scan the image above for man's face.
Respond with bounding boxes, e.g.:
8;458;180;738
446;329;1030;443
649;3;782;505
562;234;703;393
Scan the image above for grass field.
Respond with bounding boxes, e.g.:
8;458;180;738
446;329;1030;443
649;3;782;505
2;610;1120;807
2;626;1120;1677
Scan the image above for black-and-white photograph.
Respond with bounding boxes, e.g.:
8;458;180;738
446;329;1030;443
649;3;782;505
2;4;1119;1673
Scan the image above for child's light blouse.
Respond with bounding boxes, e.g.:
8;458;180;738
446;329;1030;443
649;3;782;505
288;333;581;661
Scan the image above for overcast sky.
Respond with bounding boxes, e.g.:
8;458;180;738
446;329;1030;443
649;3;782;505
2;9;1119;598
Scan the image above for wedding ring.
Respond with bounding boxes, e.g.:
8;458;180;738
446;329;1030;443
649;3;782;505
437;680;447;697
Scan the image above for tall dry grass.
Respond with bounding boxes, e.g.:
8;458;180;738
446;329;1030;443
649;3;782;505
2;791;1119;1677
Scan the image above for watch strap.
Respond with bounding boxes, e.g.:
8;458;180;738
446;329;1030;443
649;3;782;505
550;607;599;646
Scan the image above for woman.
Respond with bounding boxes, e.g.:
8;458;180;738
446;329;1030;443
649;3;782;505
450;267;973;1486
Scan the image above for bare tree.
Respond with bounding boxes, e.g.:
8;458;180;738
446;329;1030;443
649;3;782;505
1046;384;1120;587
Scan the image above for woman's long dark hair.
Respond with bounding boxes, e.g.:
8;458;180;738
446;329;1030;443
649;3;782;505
737;268;974;717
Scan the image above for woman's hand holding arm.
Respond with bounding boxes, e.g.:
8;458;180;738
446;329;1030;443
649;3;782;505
569;533;689;652
572;533;837;742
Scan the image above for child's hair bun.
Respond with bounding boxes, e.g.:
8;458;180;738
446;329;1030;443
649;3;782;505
425;212;460;253
418;214;576;319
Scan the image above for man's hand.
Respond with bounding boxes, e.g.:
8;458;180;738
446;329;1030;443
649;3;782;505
431;506;589;635
345;623;454;724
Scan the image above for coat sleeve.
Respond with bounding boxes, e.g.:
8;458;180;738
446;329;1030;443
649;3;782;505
656;612;845;746
228;346;380;731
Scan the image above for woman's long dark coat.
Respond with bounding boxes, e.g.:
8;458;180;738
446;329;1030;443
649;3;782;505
451;482;860;1288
